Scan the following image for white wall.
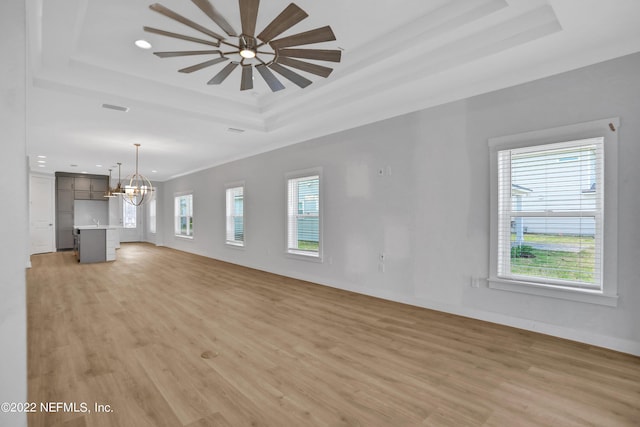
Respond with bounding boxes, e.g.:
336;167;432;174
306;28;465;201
0;0;28;425
160;52;640;355
143;182;163;245
74;200;109;226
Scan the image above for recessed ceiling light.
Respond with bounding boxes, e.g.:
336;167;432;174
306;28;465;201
38;164;46;168
37;155;47;159
151;170;157;173
96;164;102;167
81;171;88;174
135;39;152;49
37;160;46;163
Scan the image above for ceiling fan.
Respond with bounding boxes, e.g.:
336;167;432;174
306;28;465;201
144;0;342;92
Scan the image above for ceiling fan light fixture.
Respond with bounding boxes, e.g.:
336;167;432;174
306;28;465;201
239;48;256;59
239;35;257;59
146;1;340;92
135;39;152;49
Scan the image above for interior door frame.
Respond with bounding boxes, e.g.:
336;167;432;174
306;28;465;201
29;173;56;254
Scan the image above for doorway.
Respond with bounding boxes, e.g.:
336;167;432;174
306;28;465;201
30;174;55;254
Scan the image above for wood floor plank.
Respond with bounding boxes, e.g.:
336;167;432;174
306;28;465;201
27;243;640;426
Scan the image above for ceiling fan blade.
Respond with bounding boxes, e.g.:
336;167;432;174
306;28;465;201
277;48;341;63
239;0;260;37
255;64;285;92
256;3;308;43
240;65;253;91
275;57;332;78
154;50;220;58
208;62;239;84
179;57;229;73
191;0;237;37
144;27;220;47
269;26;336;49
269;63;312;88
150;3;225;41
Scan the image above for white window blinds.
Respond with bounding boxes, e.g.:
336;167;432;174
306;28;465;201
497;138;604;290
287;175;320;256
174;194;193;237
226;186;244;246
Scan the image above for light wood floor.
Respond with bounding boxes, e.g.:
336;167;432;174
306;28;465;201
27;243;639;427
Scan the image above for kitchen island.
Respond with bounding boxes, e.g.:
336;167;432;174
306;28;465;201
74;226;119;263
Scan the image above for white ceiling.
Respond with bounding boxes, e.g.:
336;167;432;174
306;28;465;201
26;0;640;181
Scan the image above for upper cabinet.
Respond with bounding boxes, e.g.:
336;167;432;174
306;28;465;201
74;177;91;200
72;176;108;200
57;176;74;191
90;178;108;200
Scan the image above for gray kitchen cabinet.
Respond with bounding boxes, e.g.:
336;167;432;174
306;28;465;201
74;177;91;200
56;174;75;249
56;183;74;250
55;172;109;250
57;176;74;190
57;212;74;249
90;178;108;199
57;188;73;210
74;177;90;190
76;228;106;263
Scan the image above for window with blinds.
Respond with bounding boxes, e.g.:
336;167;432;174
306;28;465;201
225;186;244;246
174;194;193;238
497;138;604;290
287;174;320;257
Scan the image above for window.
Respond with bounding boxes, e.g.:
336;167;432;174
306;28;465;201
225;185;244;246
287;173;321;257
123;198;137;229
489;118;618;306
174;194;193;238
149;199;156;234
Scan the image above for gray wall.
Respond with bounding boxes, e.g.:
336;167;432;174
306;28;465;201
0;0;28;426
159;52;640;355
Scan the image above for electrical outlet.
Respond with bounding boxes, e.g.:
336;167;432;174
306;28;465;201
379;252;385;262
470;277;480;288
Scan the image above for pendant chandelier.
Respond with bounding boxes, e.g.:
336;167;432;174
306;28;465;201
104;168;117;198
123;144;154;206
113;162;125;195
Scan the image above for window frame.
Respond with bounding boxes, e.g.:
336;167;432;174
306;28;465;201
174;192;194;239
285;168;323;261
225;182;245;248
488;118;618;306
148;199;156;234
122;197;137;229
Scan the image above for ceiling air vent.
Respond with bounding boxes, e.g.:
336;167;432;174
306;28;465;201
227;128;245;134
102;103;129;112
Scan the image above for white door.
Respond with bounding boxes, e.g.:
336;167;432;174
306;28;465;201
30;174;55;254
